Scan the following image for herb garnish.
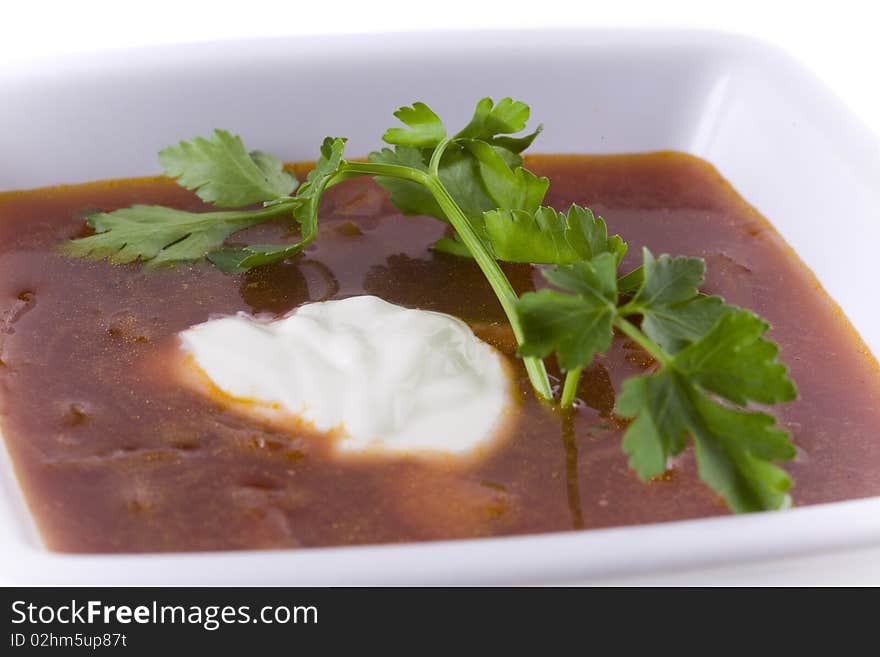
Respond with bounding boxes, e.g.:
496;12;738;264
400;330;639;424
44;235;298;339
61;98;798;513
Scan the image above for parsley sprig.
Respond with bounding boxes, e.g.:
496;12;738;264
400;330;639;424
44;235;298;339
60;98;799;513
518;249;797;511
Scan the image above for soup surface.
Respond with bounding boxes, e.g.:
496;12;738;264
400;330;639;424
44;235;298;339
1;153;879;553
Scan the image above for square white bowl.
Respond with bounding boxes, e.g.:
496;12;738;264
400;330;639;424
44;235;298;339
1;30;879;585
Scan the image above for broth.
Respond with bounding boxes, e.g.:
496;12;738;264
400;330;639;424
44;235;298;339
1;152;878;553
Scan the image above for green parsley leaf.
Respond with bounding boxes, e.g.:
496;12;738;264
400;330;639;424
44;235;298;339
59;205;274;267
455;97;531;141
563;206;628;265
452;97;540;167
616;303;797;512
617;372;689;477
382;102;446;148
484;208;568;263
208;243;305;274
461;140;549;213
626;249;726;353
617;369;795;512
159;129;297;207
492;125;543;157
435;143;499;225
673;309;798;406
208;137;347;273
484;204;626;265
642;294;727;354
631;249;705;307
516;252;619;370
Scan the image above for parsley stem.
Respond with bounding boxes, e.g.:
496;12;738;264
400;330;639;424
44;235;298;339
339;161;432;186
428;138;452;177
216;198;299;221
423;175;553;400
560;367;582;409
613;316;670;366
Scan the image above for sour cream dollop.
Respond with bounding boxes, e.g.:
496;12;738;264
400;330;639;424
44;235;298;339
178;295;514;458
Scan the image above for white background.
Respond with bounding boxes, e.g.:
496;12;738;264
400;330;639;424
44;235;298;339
3;0;879;140
3;0;879;585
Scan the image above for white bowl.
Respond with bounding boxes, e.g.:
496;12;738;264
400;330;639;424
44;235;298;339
1;30;879;585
